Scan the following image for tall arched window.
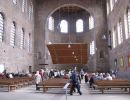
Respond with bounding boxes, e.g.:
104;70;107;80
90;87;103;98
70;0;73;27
60;20;68;33
22;0;25;12
10;22;16;46
112;26;118;48
110;0;114;11
89;16;94;29
117;19;123;44
124;8;130;39
108;31;112;48
127;8;130;37
76;19;83;32
28;33;31;52
90;40;95;55
29;2;33;20
0;13;4;42
48;16;54;31
107;0;110;15
20;28;24;49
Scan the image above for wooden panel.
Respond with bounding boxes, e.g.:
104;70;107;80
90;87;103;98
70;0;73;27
47;43;88;64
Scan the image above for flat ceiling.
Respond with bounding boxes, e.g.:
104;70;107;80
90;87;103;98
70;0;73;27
47;43;88;64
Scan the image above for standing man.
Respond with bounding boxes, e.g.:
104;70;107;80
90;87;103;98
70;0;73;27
70;70;82;95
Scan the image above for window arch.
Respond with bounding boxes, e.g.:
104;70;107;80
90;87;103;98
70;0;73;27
60;20;68;33
90;40;95;55
117;19;123;44
29;2;33;20
125;8;130;38
22;0;25;12
112;26;118;48
28;33;31;52
76;19;83;32
48;16;54;31
0;13;4;42
106;0;110;15
10;22;16;46
20;28;24;49
108;31;112;48
89;16;94;29
110;0;114;11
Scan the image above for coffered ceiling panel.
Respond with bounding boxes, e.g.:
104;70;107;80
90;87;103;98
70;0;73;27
47;43;88;64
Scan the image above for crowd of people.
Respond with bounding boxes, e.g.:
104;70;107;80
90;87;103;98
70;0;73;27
87;72;116;88
0;68;117;95
34;68;117;95
34;68;83;95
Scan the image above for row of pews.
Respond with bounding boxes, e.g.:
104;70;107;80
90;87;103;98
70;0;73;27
0;77;34;92
94;79;130;94
38;78;70;92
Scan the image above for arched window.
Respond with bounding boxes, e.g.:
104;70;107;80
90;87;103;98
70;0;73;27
48;16;54;31
22;0;25;12
124;9;128;39
110;0;114;11
107;0;110;15
126;8;130;38
20;28;24;49
89;16;94;29
76;19;83;32
117;19;123;44
90;40;95;55
0;13;4;42
13;0;17;4
112;26;117;48
29;2;33;20
10;22;16;46
60;20;68;33
28;33;31;52
108;31;112;48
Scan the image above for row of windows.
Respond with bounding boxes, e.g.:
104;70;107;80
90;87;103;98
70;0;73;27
0;14;4;42
0;12;31;52
48;15;94;33
90;40;95;55
107;0;118;15
12;0;33;20
109;7;130;49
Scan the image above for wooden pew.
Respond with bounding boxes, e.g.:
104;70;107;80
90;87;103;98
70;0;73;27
40;78;70;92
94;79;130;94
0;77;34;92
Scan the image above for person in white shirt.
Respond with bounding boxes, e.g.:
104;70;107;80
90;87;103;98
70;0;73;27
34;71;41;90
106;73;113;80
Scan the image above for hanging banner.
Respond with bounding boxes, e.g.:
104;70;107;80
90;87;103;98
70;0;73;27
128;55;130;67
120;56;125;71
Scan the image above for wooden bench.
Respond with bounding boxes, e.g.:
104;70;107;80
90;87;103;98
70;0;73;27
94;79;130;94
40;78;70;92
0;77;34;92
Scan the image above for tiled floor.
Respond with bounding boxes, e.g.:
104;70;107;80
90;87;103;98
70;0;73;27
0;81;130;100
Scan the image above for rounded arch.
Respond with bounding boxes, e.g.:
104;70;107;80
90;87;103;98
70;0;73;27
45;3;95;44
45;3;94;29
47;4;94;18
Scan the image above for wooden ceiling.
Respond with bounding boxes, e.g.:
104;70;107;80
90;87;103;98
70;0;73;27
47;43;88;64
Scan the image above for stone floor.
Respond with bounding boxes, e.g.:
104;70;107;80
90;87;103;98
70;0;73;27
0;81;130;100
